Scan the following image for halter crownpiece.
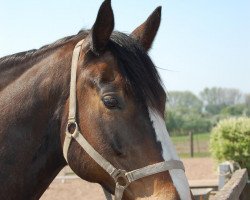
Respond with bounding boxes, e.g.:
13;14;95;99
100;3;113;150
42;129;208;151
63;39;185;200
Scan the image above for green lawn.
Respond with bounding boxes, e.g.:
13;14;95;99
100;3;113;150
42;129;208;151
171;132;210;142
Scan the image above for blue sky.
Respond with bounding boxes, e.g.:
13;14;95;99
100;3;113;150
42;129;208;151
1;0;249;94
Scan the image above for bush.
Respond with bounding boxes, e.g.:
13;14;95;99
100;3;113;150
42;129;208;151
210;117;250;172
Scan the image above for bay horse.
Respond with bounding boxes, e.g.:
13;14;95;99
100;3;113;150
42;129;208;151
0;0;192;199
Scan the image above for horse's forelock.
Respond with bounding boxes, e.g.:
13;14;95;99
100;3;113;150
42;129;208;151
108;31;166;112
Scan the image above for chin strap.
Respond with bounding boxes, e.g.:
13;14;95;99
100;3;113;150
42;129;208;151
63;39;185;200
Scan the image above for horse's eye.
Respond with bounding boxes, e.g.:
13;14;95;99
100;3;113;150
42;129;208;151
102;96;119;109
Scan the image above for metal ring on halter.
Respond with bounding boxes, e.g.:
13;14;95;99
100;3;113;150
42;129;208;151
113;169;130;188
66;121;79;138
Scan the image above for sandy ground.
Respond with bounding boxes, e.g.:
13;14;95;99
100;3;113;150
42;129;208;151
41;157;218;200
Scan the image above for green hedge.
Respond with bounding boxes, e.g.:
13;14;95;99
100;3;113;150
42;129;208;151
210;117;250;172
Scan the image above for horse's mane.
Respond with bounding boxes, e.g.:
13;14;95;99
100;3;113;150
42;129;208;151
0;30;164;108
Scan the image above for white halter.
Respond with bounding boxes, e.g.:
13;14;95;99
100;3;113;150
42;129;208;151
63;39;185;200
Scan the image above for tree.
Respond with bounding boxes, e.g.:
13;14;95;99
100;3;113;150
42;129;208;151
244;94;250;116
167;91;203;113
166;91;211;135
220;104;245;116
245;94;250;107
165;110;184;135
200;87;242;115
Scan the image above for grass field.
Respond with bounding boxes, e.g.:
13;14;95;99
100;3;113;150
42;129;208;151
171;132;211;158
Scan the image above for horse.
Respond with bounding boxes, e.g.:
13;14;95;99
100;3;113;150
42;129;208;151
0;0;193;199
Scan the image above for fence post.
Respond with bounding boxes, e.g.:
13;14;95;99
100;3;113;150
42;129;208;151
218;162;231;189
189;131;193;157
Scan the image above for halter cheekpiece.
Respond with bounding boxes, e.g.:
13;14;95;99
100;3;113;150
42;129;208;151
63;39;185;200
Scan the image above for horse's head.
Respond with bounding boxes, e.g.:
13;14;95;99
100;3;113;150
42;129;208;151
61;1;191;199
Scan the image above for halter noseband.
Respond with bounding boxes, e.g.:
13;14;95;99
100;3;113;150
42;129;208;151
63;39;185;200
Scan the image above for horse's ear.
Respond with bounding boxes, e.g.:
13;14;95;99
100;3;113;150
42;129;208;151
89;0;114;55
131;7;162;51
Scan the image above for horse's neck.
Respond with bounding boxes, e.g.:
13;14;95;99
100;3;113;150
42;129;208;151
0;47;72;199
0;63;32;93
